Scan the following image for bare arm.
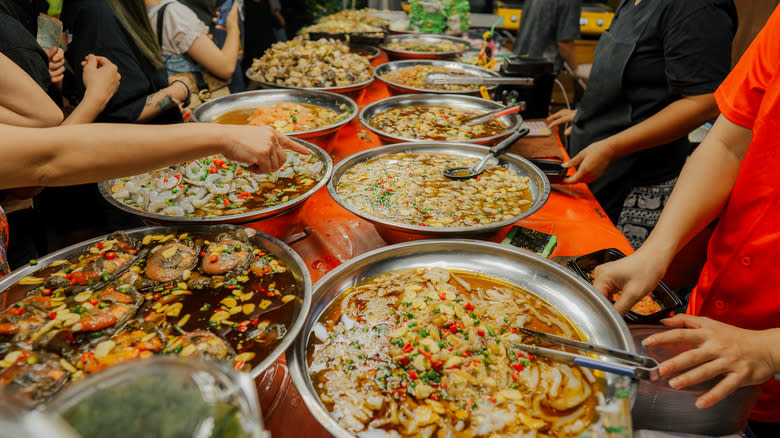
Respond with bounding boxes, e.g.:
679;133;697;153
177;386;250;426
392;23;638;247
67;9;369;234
62;55;122;125
0;53;63;127
591;115;752;314
0;123;311;189
563;93;720;183
136;81;190;122
557;40;578;71
186;2;240;80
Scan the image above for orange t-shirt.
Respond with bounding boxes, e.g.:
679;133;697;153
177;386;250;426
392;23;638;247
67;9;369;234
690;4;780;423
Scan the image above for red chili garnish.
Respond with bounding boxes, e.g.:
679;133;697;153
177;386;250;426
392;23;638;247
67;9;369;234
402;343;414;353
70;279;78;286
528;354;535;361
408;371;418;380
464;302;474;311
418;348;431;359
41;288;52;296
210;254;219;262
11;308;24;315
81;352;94;364
475;176;480;181
488;397;496;403
233;360;245;370
104;252;116;260
251;318;259;325
49;312;57;320
449;325;458;334
178;184;184;189
430;395;439;401
163;178;169;183
214;159;225;167
431;360;443;370
439;293;447;300
398;355;409;365
477;328;486;337
400;381;408;388
226;285;235;290
222;198;230;206
512;363;524;372
512;372;520;381
174;174;181;179
97;242;104;250
209;166;218;174
65;273;73;280
462;350;471;357
89;298;98;306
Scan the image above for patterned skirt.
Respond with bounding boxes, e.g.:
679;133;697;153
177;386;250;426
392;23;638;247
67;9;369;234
616;177;678;249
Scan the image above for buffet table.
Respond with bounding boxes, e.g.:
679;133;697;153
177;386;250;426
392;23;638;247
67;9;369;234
246;54;634;436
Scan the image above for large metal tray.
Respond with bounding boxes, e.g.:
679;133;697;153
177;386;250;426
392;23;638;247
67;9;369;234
191;89;358;144
245;68;375;100
359;94;523;145
380;34;471;60
287;240;637;438
374;60;500;96
98;139;332;225
327;142;551;237
0;224;312;379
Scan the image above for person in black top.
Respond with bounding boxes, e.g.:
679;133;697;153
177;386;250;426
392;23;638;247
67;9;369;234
62;0;189;124
547;0;737;248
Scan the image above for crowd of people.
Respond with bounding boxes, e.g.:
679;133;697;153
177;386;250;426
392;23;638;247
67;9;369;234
0;0;778;435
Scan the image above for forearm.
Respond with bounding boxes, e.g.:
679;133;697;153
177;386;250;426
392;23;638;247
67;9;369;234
603;94;719;160
557;40;578;71
220;25;240;71
136;83;186;122
767;328;780;377
61;92;111;125
0;54;64;127
0;123;227;189
638;115;751;266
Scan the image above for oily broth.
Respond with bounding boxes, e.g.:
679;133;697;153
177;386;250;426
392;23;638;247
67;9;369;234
307;268;603;437
214;102;342;133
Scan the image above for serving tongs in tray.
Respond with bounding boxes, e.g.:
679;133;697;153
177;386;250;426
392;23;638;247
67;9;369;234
514;328;660;380
424;73;535;86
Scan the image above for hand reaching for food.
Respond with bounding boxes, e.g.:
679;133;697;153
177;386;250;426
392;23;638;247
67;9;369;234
643;314;780;409
546;108;576;135
81;55;121;105
222;125;311;174
47;47;66;84
562;139;615;184
591;250;666;315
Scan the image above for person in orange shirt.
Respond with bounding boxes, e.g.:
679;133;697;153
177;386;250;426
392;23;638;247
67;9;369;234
592;5;780;436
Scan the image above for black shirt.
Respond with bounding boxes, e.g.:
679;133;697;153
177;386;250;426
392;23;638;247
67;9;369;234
0;12;50;90
61;0;182;124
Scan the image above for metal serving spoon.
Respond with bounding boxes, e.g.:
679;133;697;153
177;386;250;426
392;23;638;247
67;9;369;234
424;73;535;86
460;103;524;127
443;127;530;180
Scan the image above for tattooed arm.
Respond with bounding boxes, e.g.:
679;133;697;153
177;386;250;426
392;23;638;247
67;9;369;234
136;81;190;122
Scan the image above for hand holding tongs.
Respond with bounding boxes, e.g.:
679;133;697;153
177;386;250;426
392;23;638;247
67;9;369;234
514;328;660;380
424;73;535;86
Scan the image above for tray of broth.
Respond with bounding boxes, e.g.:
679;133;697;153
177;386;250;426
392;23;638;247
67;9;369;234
288;240;637;437
0;225;311;408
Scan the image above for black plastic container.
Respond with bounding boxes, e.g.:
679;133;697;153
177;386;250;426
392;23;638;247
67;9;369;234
527;158;567;184
498;56;555;119
568;248;683;324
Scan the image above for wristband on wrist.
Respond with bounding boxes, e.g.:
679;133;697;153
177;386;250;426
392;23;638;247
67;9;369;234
170;79;191;106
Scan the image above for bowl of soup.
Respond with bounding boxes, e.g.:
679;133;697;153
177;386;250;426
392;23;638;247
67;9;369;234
359;94;522;145
287;240;637;437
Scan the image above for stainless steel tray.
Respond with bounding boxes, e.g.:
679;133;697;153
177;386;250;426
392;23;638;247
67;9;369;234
374;60;499;96
98;139;332;225
191;89;358;143
359;94;523;145
0;224;312;379
245;68;375;98
380;34;471;60
327;141;551;237
288;240;637;438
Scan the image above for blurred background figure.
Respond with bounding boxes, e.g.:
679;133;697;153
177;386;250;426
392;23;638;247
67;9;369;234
242;0;278;87
513;0;581;75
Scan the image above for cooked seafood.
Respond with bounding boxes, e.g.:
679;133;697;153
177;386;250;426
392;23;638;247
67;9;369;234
107;152;325;218
381;65;482;92
214;102;344;133
300;20;384;37
385;39;467;53
308;268;602;437
336;152;532;227
367;105;507;141
318;9;388;28
0;228;302;405
248;38;373;88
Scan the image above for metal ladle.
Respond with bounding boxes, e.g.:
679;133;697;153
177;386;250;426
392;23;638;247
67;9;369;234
443;127;530;180
424;73;535;86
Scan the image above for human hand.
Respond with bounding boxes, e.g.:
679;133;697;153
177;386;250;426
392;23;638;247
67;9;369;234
81;55;121;104
643;314;779;409
546;108;577;135
222;125;311;174
226;1;240;30
561;139;615;184
47;47;66;84
591;249;667;315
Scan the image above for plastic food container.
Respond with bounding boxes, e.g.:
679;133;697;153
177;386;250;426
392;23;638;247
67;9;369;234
568;248;683;323
48;357;269;438
630;325;760;435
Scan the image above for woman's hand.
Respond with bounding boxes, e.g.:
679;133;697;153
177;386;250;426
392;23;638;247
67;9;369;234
47;47;66;84
80;55;121;105
643;315;780;408
591;249;667;315
222;125;311;174
226;1;240;31
562;139;615;184
546;109;577;135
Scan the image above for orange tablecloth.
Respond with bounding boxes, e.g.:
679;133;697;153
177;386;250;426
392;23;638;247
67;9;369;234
246;55;633;437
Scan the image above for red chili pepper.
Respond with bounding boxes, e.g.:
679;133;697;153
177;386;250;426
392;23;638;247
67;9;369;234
475;176;480;181
104;252;116;260
440;382;447;389
408;371;418;380
449;325;458;334
163;178;169;183
251;318;259;325
233;360;245;370
477;328;486;337
430;395;439;401
41;288;52;296
222;198;230;206
512;363;524;372
65;273;73;280
512;372;520;381
462;350;471;357
464;302;474;311
97;242;104;250
81;352;94;364
400;381;408;388
402;343;414;353
12;308;24;315
209;165;218;174
439;293;447;300
488;397;496;403
210;254;219;262
418;348;431;359
174;174;181;179
214;159;225;167
528;354;535;361
90;298;98;306
431;360;443;370
49;312;57;320
178;184;184;189
70;279;78;286
398;355;409;365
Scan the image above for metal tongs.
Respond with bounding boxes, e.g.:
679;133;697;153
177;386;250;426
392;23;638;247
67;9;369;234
514;328;660;380
424;73;535;86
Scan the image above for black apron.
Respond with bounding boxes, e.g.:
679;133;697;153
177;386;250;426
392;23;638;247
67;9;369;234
569;0;677;221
